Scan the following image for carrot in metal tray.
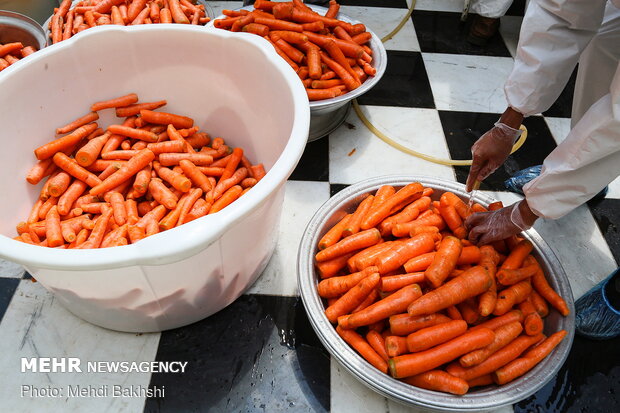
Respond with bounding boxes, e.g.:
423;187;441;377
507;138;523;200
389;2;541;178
361;183;424;230
459;321;523;368
407;320;469;353
478;245;500;317
389;328;495;379
318;266;378;298
381;272;425;292
90;148;155;196
323;38;360;84
493;330;567;385
385;335;409;357
403;370;469;395
315;228;381;262
389;313;452;337
319;51;360;91
53;152;102;187
306;88;340;100
318;214;351;251
376;233;436;274
366;330;390;362
35;122;98;160
407;266;492;316
91;93;139;112
425;236;463;288
493;280;532;316
325;0;340;18
497;263;538;286
519;299;544;336
500;239;533;270
325;272;380;323
342;195;374;237
336;326;388;374
316;252;354;279
393;213;445;237
347;240;391;272
529;289;550;317
530;256;570;316
338;284;423;329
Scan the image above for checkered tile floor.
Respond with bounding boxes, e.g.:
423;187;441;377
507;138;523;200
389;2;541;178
0;1;618;412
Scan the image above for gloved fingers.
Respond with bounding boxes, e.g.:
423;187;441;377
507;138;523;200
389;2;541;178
464;211;487;231
466;155;485;192
468;225;485;244
476;161;499;183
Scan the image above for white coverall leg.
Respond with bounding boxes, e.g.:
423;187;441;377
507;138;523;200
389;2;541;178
471;0;515;18
502;0;620;220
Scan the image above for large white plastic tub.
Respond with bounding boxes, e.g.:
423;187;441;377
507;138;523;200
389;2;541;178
0;25;310;332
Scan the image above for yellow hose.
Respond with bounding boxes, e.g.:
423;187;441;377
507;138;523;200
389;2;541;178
355;0;528;166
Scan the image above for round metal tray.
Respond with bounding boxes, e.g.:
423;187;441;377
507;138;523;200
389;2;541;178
210;4;387;141
0;11;47;50
297;175;575;412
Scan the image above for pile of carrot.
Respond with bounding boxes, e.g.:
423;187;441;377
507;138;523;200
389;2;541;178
14;93;266;249
214;0;376;101
48;0;210;44
0;42;37;72
315;183;570;395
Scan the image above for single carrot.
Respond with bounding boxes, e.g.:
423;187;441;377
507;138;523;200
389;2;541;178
56;112;99;135
407;266;492;316
317;266;377;298
316;228;381;262
336;326;388;374
338;284;422;329
381;272;425;292
500;239;534;270
493;330;567;385
47;172;72;198
342;195;374;237
316;252;355;279
35;122;98;160
439;204;467;239
389;328;495;379
57;180;88;216
361;183;423;230
325;272;380;323
366;330;390;362
131;7;151;25
530;257;569;316
177;188;203;225
78;208;113;249
403;370;469;396
407;320;468;353
471;310;524;332
347;241;392;272
493;281;532;316
529;289;550;317
90;149;155;196
385;335;409;357
425;236;463;288
107;125;158;142
323;38;360;84
497;263;538;286
478;245;500;317
154;162;191;192
394;213;446;237
53;152;102;187
75;132;111;166
467;374;494;388
389;313;452;336
209;185;243;214
139;109;193;129
403;252;435;273
132;164;151;195
457;298;482;325
459;321;524;368
376;233;436;274
158;152;213;166
519;299;544;336
91;93;138;112
92;0;125;14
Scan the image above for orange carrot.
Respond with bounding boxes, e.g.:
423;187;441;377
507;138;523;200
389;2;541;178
316;252;355;279
317;266;377;298
394;213;445;237
148;178;178;209
427;236;464;288
347;241;392;272
90;149;155;196
408;266;492;316
407;320;468;353
158;152;214;166
139;109;193;129
366;330;390;362
114;100;166;117
389;313;452;336
153;163;191;192
209;185;243;214
529;290;550;317
385;335;409;357
78;208;113;249
497;263;538;286
457;298;482;325
57;180;88;216
403;370;469;395
56;112;100;135
478;245;500;317
316;228;381;262
403;252;435;273
336;326;388;374
376;233;436;274
530;257;569;316
389;328;495;379
467;374;494;388
471;309;524;332
493;330;567;385
52;152;102;187
459;321;523;368
500;239;533;270
342;195;374;237
338;284;422;329
47;172;72;198
493;281;532;316
439;204;467;239
35;122;98;160
440;192;470;219
325;273;380;323
91;93;138;112
381;272;425;292
107;125;158;142
361;183;423;230
45;206;64;247
519;299;544;336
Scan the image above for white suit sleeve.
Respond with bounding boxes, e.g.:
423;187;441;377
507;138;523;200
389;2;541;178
523;64;620;219
504;0;608;116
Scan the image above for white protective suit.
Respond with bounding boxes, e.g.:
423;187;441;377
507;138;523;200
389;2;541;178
471;0;515;19
503;0;620;220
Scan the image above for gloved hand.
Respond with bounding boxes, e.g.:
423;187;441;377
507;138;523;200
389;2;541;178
465;121;522;192
465;200;538;245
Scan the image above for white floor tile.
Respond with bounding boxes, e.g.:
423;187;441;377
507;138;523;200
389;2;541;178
330;358;390;413
329;105;455;185
414;0;463;13
340;6;420;52
208;1;243;18
607;176;620;199
544;116;572;145
0;280;160;413
422;53;515;113
0;259;25;279
247;181;330;296
499;15;522;58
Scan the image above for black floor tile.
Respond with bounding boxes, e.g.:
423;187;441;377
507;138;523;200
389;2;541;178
338;0;408;8
289;138;329;182
412;10;511;57
330;184;349;197
145;295;330;413
439;111;557;191
506;0;526;16
589;199;620;265
514;334;620;413
0;277;20;322
356;51;435;108
542;67;577;119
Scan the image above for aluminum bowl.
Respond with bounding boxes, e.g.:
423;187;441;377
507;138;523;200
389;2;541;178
0;11;46;50
297;175;575;412
210;5;387;141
